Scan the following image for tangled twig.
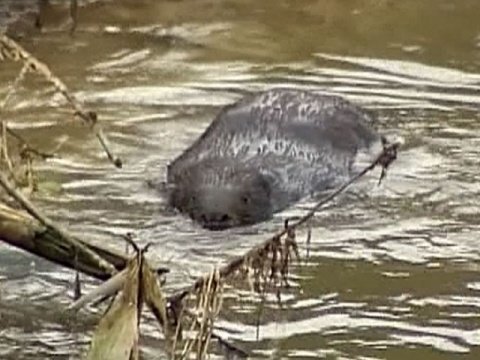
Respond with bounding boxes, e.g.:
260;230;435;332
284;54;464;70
0;35;122;168
172;268;224;359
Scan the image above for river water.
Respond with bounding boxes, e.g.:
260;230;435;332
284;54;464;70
1;0;480;359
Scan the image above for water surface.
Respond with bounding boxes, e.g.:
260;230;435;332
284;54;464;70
1;0;480;359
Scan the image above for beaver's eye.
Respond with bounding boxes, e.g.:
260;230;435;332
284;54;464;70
242;196;250;204
190;195;196;203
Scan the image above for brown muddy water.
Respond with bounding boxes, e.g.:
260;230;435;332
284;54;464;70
1;0;480;359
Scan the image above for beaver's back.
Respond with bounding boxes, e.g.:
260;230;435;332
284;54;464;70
168;88;380;187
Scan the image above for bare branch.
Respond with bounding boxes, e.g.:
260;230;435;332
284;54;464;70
0;171;117;275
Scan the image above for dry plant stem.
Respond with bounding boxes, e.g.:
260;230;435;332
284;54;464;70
197;272;214;351
70;0;78;34
177;269;222;360
85;255;140;360
141;259;171;342
25;154;35;191
68;268;128;311
179;307;246;359
0;62;29;109
0;120;54;161
1;120;16;177
196;270;216;358
0;171;116;275
0;35;122;168
0;60;51;178
74;270;82;299
306;223;312;258
168;141;398;304
11;127;55;159
199;271;222;359
180;307;199;359
171;303;185;360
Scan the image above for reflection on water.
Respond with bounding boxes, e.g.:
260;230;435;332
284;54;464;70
1;0;480;359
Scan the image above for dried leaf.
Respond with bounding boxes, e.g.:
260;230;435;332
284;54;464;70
142;260;169;336
85;258;140;360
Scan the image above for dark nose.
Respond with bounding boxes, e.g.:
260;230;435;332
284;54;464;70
200;213;231;229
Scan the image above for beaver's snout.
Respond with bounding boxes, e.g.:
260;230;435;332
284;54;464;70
168;161;274;230
199;212;233;230
191;188;239;230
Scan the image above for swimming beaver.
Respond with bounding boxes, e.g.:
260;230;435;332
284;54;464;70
167;88;383;230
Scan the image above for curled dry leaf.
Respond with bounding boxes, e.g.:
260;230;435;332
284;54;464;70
85;258;140;360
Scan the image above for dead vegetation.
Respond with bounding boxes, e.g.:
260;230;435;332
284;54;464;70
0;34;121;169
0;34;398;359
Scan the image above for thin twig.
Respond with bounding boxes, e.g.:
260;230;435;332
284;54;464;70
70;0;78;35
67;269;128;311
1;121;14;176
0;62;29;109
0;35;122;168
9;127;56;159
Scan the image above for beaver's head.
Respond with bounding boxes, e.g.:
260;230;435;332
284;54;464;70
168;160;273;230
